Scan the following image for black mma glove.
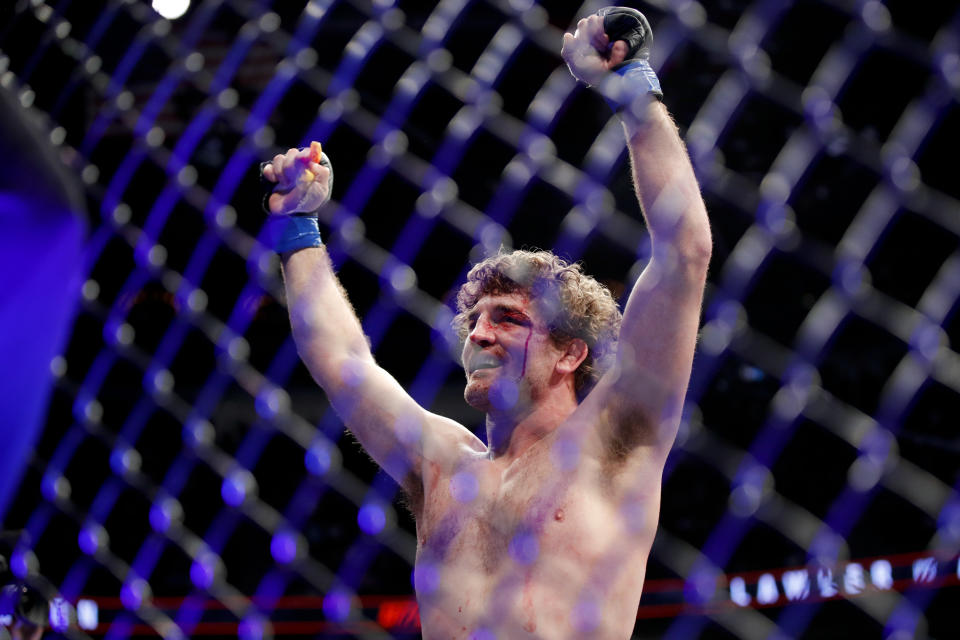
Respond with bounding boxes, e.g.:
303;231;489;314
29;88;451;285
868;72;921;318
597;6;663;113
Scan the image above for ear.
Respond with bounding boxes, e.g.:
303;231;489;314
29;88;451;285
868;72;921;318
555;339;588;376
609;40;629;67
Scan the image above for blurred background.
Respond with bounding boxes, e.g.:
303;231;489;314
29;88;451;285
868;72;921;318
0;0;958;638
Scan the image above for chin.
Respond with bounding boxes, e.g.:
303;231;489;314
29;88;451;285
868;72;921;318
463;380;491;412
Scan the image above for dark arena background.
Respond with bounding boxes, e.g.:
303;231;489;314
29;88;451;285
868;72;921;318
1;0;959;638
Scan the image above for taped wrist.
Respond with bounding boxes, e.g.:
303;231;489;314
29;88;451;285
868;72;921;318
265;214;323;254
601;59;663;114
259;143;333;254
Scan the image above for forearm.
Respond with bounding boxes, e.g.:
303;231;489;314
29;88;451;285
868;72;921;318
281;246;434;485
264;147;440;486
623;101;712;264
281;246;374;386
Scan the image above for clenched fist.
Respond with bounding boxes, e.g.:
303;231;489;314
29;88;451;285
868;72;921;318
261;141;333;215
561;12;628;87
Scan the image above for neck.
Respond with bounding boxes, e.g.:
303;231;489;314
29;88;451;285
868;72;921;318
484;381;579;462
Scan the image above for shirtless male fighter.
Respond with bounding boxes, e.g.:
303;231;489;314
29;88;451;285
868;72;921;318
261;7;711;639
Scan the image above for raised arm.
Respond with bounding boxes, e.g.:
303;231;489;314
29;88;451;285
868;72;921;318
263;147;481;497
614;100;712;450
562;10;711;456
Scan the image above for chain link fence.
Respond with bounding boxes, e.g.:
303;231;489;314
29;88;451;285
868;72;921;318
1;0;958;637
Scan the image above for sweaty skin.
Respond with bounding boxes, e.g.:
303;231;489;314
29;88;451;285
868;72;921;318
407;291;664;639
272;10;711;640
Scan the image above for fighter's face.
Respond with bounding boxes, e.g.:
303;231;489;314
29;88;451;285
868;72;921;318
461;292;562;412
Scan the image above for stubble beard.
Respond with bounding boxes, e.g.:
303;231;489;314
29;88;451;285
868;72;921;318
464;367;542;416
463;373;493;412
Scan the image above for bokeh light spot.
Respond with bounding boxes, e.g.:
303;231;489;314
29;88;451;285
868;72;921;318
450;470;479;503
412;561;440;595
322;589;352;622
358;503;386;535
508;531;539;565
490;378;519;410
271;530;300;564
151;0;190;20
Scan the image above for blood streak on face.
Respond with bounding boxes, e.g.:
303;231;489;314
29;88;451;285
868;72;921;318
518;327;533;379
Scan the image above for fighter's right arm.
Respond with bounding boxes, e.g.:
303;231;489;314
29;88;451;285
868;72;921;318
283;248;457;488
266;147;481;496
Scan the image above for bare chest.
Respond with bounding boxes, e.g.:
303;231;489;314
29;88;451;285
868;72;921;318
416;446;618;574
412;442;663;639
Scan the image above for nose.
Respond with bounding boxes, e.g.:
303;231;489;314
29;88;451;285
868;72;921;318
468;315;495;347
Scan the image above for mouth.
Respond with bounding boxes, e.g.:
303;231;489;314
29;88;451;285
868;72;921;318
469;354;502;374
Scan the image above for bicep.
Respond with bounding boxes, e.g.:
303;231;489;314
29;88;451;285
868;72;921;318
604;254;708;451
282;250;481;486
324;354;482;489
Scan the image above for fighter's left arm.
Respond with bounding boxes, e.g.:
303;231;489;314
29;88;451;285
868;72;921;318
606;99;711;456
562;10;711;458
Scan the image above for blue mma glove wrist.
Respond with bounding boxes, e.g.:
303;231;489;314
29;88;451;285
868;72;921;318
601;60;663;114
264;215;324;255
259;147;334;254
596;6;663;112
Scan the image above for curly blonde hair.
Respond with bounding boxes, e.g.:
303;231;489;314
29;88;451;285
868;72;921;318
453;249;621;398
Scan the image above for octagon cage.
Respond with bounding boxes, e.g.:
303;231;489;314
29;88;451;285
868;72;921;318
0;0;958;638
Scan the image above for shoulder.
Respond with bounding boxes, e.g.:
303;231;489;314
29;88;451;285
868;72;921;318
404;413;487;515
421;412;487;461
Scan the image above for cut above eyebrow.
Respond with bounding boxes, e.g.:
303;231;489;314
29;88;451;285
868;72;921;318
496;305;528;315
488;305;533;324
464;305;531;328
463;302;532;322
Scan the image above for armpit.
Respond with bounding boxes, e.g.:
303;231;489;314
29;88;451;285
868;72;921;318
399;474;424;518
604;402;658;464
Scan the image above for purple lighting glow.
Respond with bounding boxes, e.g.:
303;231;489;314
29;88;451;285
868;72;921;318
357;503;386;535
77;525;105;556
1;2;957;638
304;440;334;476
221;469;256;507
270;530;299;565
322;588;352;623
40;471;69;502
149;496;182;533
9;549;35;579
508;531;539;566
48;596;71;632
412;561;440;595
120;578;150;611
190;552;221;590
449;470;478;503
238;614;269;640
